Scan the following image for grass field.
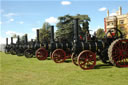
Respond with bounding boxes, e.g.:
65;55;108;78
0;52;128;85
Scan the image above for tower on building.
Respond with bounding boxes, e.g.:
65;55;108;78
119;6;122;15
107;10;109;17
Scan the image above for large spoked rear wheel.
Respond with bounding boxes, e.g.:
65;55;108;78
24;49;33;58
35;48;48;60
77;50;96;70
52;49;66;63
71;53;78;66
108;39;128;67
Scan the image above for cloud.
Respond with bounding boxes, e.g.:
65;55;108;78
45;17;58;24
0;36;6;44
9;18;14;22
18;21;24;24
2;27;41;44
27;27;40;41
32;27;40;33
99;7;107;11
28;33;36;40
90;25;104;35
4;13;17;18
6;18;14;23
110;13;117;16
0;36;18;44
0;21;2;25
61;1;71;5
6;31;23;37
6;31;16;36
4;27;40;43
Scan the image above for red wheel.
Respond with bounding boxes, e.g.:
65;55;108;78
71;53;78;66
35;48;48;60
77;50;96;70
52;49;66;63
108;39;128;67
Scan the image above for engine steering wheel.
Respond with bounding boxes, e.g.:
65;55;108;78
105;28;123;38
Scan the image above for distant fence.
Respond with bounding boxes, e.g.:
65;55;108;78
0;44;5;52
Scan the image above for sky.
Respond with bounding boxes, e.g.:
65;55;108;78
0;0;128;44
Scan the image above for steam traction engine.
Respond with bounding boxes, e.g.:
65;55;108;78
35;27;53;60
35;26;57;60
9;36;21;55
35;26;72;62
71;19;128;70
15;36;22;56
16;34;29;56
51;26;72;63
5;38;11;54
9;37;17;55
24;39;35;58
24;29;41;58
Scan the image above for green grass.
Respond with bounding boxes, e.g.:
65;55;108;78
0;52;128;85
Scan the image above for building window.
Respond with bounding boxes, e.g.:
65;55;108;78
107;22;110;25
111;22;114;25
120;20;124;24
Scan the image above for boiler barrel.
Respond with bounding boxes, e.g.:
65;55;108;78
80;41;105;52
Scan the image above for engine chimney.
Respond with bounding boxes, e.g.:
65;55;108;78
11;37;13;44
36;29;40;43
51;26;54;43
6;38;8;45
17;36;20;44
31;39;33;42
74;19;79;41
25;34;28;44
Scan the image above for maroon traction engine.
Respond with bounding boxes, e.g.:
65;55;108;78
71;19;128;70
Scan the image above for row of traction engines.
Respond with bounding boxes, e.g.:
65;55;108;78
5;19;128;70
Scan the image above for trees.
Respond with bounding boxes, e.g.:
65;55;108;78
39;22;51;43
56;14;90;41
96;28;105;39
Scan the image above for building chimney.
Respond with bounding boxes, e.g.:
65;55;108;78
119;6;122;15
107;9;109;17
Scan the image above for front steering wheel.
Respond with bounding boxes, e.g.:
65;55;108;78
105;28;123;38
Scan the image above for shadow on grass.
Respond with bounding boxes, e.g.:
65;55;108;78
47;57;52;60
94;64;113;69
17;55;24;56
64;59;72;63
